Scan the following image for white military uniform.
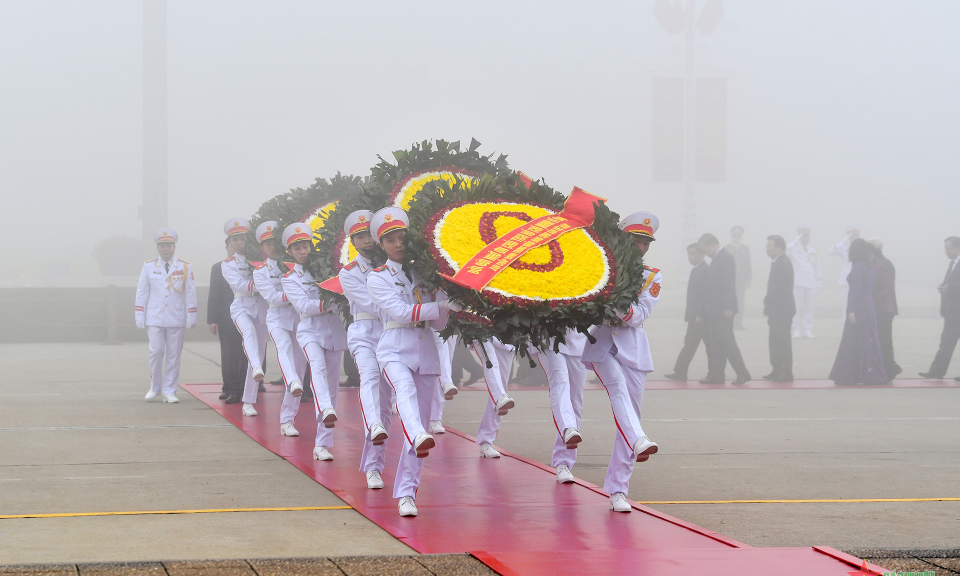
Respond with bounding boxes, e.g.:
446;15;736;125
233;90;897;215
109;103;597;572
253;249;305;430
532;328;588;470
471;338;516;448
340;249;393;476
281;221;348;451
368;256;450;499
135;228;197;399
829;228;858;321
787;227;821;336
582;211;662;501
430;331;456;427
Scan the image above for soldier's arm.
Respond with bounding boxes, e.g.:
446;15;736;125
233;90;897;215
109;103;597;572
253;268;286;307
619;271;661;327
134;263;149;328
185;262;198;327
282;275;323;317
339;269;376;315
367;273;441;324
221;261;255;294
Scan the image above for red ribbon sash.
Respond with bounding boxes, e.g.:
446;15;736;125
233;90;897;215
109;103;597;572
440;187;605;291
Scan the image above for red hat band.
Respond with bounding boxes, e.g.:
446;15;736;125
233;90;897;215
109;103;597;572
377;221;405;239
348;222;371;236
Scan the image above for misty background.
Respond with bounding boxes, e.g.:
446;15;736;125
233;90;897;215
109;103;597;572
2;0;959;317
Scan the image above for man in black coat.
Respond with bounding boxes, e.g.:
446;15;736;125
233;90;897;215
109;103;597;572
920;236;960;379
698;233;751;385
208;238;246;402
665;244;709;381
763;235;796;382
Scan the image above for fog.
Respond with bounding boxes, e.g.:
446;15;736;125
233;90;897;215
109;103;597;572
2;0;958;313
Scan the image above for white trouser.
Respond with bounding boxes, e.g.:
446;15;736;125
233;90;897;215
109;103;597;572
236;314;268;404
792;286;817;334
147;325;185;395
354;344;393;474
303;343;340;448
430;333;456;421
591;354;649;496
538;349;585;469
270;327;306;425
472;341;513;445
382;361;438;499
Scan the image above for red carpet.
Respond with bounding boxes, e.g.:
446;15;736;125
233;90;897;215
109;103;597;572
182;383;884;575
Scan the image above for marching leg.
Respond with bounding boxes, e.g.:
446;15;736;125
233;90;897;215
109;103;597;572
313;347;340;451
161;326;185;398
146;326;165;398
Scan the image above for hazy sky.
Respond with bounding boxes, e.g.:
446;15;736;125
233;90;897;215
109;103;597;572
1;1;958;304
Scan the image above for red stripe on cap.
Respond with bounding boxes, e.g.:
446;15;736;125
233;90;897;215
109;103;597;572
259;231;274;242
376;221;405;239
228;226;248;236
285;232;311;246
623;223;653;235
348;222;370;236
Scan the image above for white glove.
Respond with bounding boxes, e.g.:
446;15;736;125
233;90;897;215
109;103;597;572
136;320;145;329
187;321;197;329
446;300;463;312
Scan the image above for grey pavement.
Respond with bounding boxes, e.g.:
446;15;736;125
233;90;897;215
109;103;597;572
1;316;958;565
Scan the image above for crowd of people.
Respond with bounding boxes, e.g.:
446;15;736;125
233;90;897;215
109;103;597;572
663;227;960;385
134;206;665;516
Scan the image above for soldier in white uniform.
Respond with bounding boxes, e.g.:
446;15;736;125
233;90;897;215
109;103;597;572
220;218;269;417
252;221;305;437
787;224;821;338
338;210;393;489
366;207;457;517
531;328;587;483
136;228;197;403
281;222;348;461
581;211;661;513
470;338;516;458
829;226;860;321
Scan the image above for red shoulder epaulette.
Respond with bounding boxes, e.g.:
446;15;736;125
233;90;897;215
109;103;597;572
282;269;296;277
223;257;233;263
249;261;263;268
343;261;358;270
645;266;660;274
283;262;295;270
373;265;389;272
254;262;267;270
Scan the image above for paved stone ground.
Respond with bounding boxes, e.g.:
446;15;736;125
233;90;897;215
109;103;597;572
1;316;957;567
0;555;496;576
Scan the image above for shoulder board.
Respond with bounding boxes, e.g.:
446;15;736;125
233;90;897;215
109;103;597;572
343;261;358;270
223;257;232;263
283;262;295;270
373;265;389;272
644;266;660;274
249;261;263;268
179;259;190;264
145;258;157;263
254;262;267;270
283;269;296;278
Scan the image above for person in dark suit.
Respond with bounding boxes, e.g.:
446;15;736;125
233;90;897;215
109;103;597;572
208;238;246;402
763;235;796;382
920;236;960;379
665;244;708;381
698;233;751;385
725;225;752;330
868;239;901;379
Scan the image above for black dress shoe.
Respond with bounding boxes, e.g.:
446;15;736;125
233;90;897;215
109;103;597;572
761;373;776;381
918;372;943;379
269;378;285;386
731;375;751;386
955;376;960;382
699;377;724;385
218;391;229;400
664;373;688;381
778;374;794;383
224;394;242;404
300;394;312;403
258;383;267;392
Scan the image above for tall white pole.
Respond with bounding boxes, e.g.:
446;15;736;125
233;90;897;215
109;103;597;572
682;0;697;247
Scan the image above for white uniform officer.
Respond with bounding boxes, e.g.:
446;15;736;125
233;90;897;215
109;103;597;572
252;221;305;436
281;222;348;461
829;226;860;321
135;228;197;403
582;211;661;513
787;224;821;338
338;210;393;489
470;338;516;458
366;207;457;517
531;328;587;483
220;218;268;417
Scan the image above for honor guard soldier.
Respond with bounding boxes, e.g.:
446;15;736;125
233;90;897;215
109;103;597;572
787;224;821;338
281;222;348;461
135;228;197;403
582;211;661;513
339;210;394;489
221;218;268;417
470;338;516;458
253;221;305;436
366;207;458;517
530;328;587;483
